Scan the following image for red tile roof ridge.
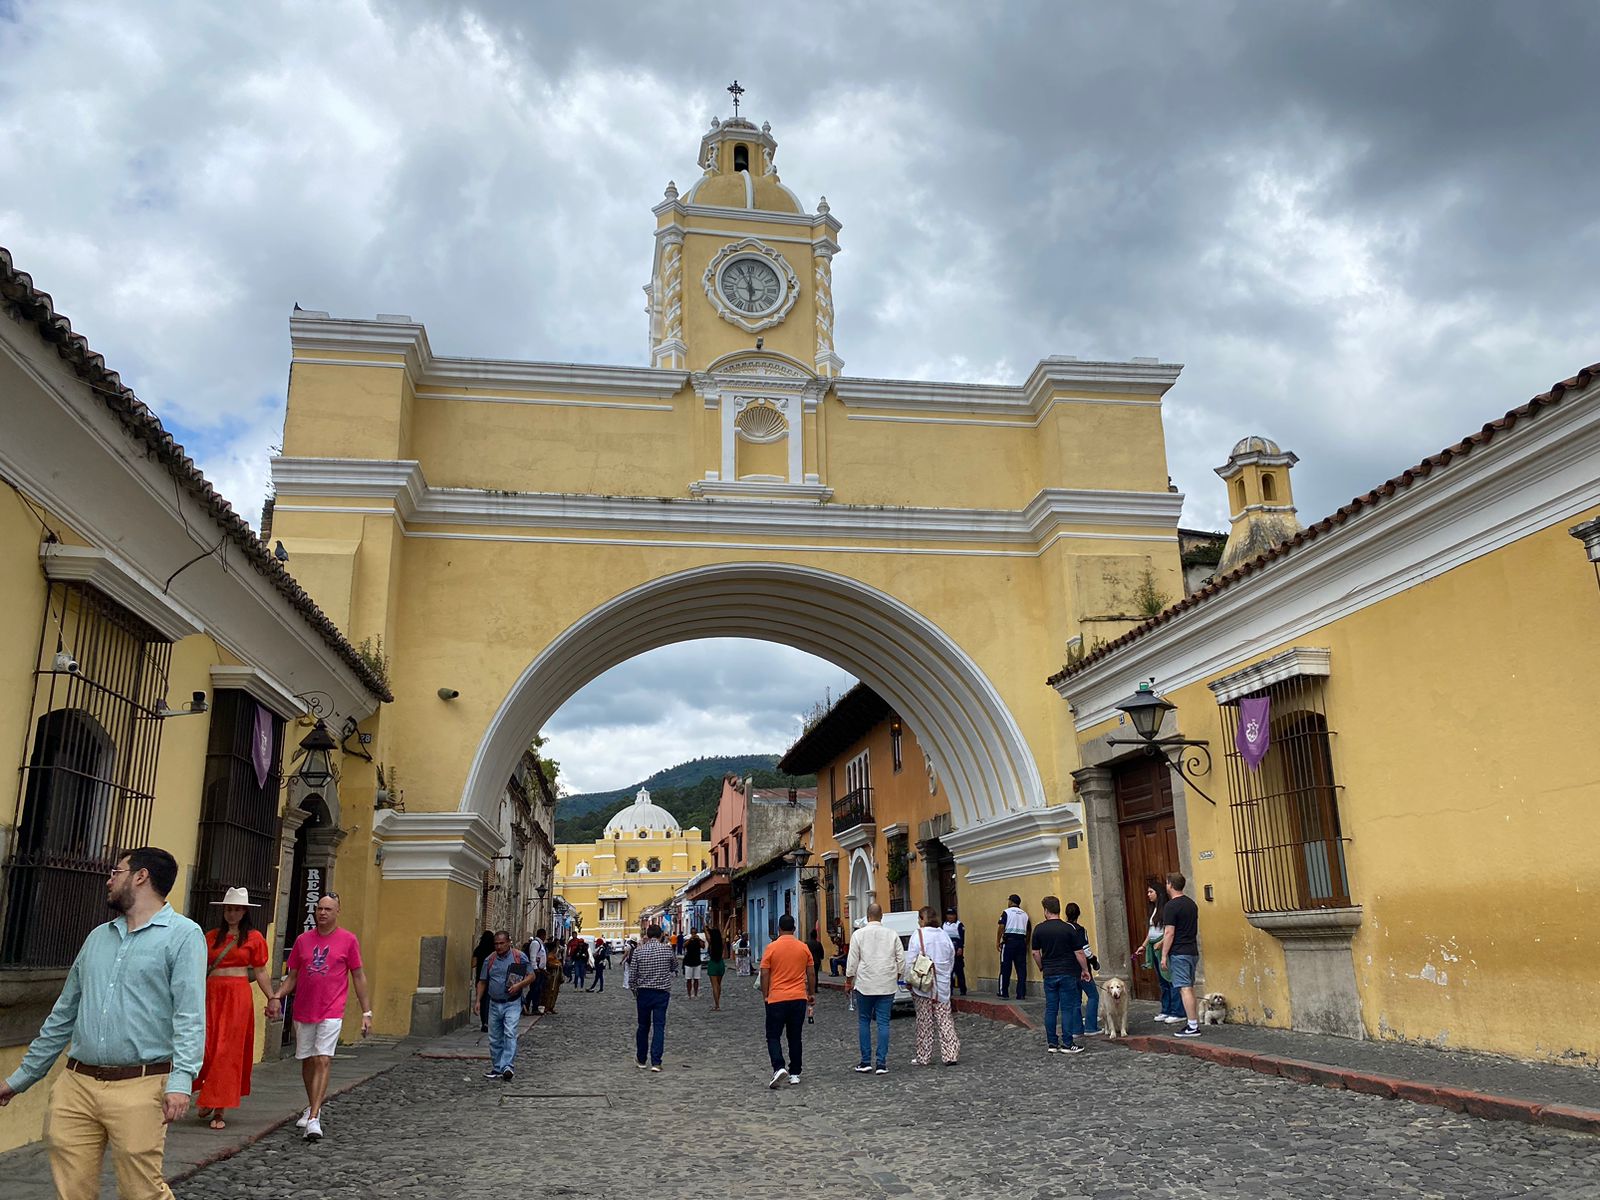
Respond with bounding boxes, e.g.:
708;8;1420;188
1047;361;1600;688
0;246;392;703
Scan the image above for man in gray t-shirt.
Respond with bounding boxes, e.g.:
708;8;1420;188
474;931;537;1080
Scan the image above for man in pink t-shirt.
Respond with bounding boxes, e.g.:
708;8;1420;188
270;893;370;1142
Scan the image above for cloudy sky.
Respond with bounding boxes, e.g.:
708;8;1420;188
4;2;1595;789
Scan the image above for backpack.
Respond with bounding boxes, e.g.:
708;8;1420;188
907;928;938;993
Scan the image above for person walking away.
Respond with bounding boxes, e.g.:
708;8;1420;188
941;907;968;996
1032;895;1090;1055
0;847;204;1199
272;892;372;1142
997;894;1031;999
588;939;611;992
195;888;274;1130
470;930;495;1032
1160;873;1203;1037
682;931;704;998
909;907;960;1066
806;927;826;979
569;936;589;990
473;931;537;1081
1142;885;1184;1024
845;904;905;1074
1063;902;1100;1037
628;926;678;1071
760;914;816;1087
706;927;728;1010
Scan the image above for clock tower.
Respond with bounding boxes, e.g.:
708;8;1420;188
646;98;842;379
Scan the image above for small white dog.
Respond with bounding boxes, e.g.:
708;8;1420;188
1098;976;1129;1038
1200;992;1228;1025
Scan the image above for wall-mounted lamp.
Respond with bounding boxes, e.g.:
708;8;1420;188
290;719;338;788
154;690;209;719
437;687;460;701
1105;680;1220;806
1571;516;1600;600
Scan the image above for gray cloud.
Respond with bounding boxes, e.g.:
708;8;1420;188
4;1;1595;782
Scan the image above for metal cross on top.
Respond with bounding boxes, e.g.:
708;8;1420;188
727;79;745;117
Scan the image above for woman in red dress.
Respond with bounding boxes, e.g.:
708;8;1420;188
194;887;275;1130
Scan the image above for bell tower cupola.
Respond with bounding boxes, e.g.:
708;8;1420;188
645;82;842;379
1215;435;1302;576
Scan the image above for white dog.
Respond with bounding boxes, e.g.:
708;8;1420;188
1200;992;1228;1025
1098;976;1129;1038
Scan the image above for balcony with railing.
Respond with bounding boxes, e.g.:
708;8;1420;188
831;786;875;838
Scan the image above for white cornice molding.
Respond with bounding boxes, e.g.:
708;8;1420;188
1207;647;1331;704
835;357;1182;416
271;457;1183;546
373;810;504;890
40;544;203;641
941;804;1083;884
654;196;840;232
208;665;305;718
1059;382;1600;728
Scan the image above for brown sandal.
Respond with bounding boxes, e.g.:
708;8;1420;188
209;1115;227;1130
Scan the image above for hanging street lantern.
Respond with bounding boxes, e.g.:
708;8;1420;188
293;720;338;789
1105;680;1219;806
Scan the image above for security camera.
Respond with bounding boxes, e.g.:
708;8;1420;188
437;687;460;701
53;651;81;676
190;690;209;714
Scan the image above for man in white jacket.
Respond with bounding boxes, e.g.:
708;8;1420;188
845;904;906;1074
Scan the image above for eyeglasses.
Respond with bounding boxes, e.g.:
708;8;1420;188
107;868;132;879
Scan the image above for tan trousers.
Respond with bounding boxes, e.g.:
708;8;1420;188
912;994;960;1064
44;1069;175;1200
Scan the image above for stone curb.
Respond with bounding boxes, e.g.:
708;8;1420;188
1119;1035;1600;1136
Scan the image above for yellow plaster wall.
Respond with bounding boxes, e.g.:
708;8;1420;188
282;358;411;460
1074;509;1600;1064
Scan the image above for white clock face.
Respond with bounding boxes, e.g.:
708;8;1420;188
720;257;782;314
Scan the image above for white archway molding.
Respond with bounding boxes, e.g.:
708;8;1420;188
459;563;1047;839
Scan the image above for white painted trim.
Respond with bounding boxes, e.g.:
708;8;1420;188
271;458;1183;546
881;823;909;839
834;357;1182;417
291;357;409;371
208;665;306;718
457;562;1046;834
1207;647;1331;704
1059;381;1600;728
942;804;1083;884
40;544;203;641
845;397;1159;429
373;810;505;890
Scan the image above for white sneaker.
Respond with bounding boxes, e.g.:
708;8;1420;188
295;1107;311;1128
769;1068;789;1089
788;1074;802;1086
303;1116;323;1141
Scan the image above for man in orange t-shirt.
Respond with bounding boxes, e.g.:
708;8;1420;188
759;914;817;1089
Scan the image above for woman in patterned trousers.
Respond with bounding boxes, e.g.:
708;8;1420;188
908;906;960;1066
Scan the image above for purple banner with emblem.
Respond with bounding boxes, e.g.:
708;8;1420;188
251;702;274;789
1236;695;1271;770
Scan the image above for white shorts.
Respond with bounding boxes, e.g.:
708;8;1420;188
294;1018;343;1059
684;965;704;982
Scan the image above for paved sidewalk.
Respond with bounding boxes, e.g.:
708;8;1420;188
0;1036;415;1199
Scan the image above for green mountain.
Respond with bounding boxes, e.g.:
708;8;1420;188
554;754;815;843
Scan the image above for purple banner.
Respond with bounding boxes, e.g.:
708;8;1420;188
1236;695;1271;770
251;702;274;789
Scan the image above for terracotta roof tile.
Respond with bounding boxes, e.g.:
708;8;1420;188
0;246;392;703
1047;361;1600;687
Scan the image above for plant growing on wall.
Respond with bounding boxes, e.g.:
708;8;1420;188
356;635;392;691
1132;568;1171;618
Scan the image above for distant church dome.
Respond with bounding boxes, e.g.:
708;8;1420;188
603;788;681;838
1229;435;1282;457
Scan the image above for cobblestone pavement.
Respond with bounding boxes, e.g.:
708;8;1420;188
175;975;1600;1200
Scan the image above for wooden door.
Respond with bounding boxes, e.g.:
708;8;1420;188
1114;758;1179;1000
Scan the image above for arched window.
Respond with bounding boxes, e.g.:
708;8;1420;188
646;856;661;873
1261;473;1277;501
639;829;649;839
574;861;591;878
733;143;750;172
1233;478;1246;510
626;857;641;873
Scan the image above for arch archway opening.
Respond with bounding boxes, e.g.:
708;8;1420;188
460;563;1046;839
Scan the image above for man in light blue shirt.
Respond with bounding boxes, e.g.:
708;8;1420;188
0;846;206;1199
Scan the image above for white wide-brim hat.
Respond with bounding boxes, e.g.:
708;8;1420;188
211;886;261;907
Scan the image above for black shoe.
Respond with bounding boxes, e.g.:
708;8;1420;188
501;1066;514;1081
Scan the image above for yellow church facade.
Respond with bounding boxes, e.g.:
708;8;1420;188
552;790;708;944
267;101;1190;1027
1052;365;1600;1066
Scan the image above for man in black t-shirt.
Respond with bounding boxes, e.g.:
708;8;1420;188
1030;896;1091;1054
1160;872;1202;1037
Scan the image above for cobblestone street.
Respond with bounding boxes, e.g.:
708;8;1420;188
174;979;1600;1199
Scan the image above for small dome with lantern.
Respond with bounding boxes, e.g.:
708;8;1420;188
603;788;682;838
